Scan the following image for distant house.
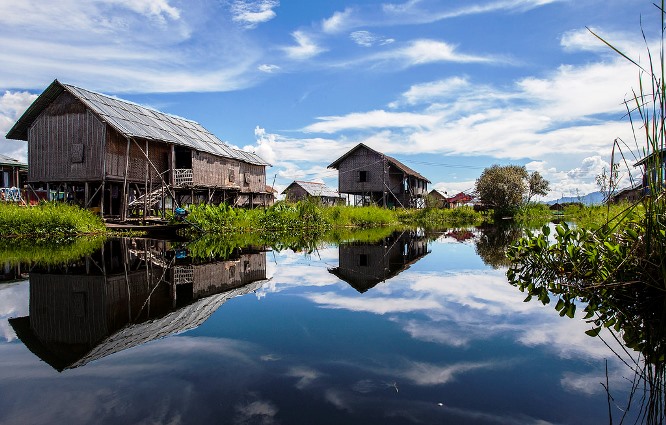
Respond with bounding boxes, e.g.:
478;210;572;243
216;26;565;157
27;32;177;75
0;154;27;188
0;154;27;202
611;184;642;203
282;180;343;206
328;143;430;208
5;79;271;220
428;189;449;208
446;192;473;208
427;189;472;208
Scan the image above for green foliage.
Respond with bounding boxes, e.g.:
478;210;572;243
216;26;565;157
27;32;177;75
526;171;550;202
186;201;483;236
475;165;529;217
0;202;105;238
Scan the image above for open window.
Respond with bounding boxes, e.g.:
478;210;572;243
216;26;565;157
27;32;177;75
358;170;368;182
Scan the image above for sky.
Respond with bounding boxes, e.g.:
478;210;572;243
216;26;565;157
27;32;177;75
0;0;659;200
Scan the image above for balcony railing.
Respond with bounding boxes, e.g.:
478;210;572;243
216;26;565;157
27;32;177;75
174;168;193;187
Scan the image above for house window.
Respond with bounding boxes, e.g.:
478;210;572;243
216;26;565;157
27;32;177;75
228;170;235;183
71;144;84;163
359;170;368;182
244;172;251;184
358;254;368;266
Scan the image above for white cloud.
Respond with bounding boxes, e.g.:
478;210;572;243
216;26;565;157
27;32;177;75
383;0;563;23
100;0;181;21
0;91;38;161
322;8;355;34
231;0;279;29
303;110;440;133
282;31;326;60
286;366;322;389
0;0;264;93
398;360;498;386
305;292;442;314
381;39;496;66
349;31;395;47
258;64;280;73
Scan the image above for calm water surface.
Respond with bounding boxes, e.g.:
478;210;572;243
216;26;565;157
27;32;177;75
0;231;640;424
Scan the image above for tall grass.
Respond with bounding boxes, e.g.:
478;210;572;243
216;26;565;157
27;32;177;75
185;199;484;235
0;202;105;238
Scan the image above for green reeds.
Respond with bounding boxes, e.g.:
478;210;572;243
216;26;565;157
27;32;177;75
0;202;105;238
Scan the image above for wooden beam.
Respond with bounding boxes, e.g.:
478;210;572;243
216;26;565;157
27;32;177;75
121;137;131;221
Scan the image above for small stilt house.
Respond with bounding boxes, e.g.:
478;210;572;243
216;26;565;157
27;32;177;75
328;143;430;208
5;80;271;220
0;154;27;202
282;180;344;206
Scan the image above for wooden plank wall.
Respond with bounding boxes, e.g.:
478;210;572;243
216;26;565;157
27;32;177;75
240;163;267;193
336;146;386;193
191;151;240;188
28;92;105;182
105;132;169;183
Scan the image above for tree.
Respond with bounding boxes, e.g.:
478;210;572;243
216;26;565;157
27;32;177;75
526;171;550;202
475;165;528;216
595;163;619;204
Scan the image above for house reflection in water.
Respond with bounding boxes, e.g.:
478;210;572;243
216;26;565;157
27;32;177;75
329;230;430;293
10;239;268;371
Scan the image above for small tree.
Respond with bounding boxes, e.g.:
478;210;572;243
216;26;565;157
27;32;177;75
475;165;528;216
595;163;620;204
526;171;550;202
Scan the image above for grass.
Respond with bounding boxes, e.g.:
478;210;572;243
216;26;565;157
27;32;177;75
0;202;106;238
185;199;485;236
0;235;106;265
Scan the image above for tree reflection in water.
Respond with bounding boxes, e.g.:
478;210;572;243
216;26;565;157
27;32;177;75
475;223;523;269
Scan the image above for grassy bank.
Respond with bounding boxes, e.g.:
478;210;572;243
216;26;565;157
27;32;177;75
185;201;485;235
0;202;106;238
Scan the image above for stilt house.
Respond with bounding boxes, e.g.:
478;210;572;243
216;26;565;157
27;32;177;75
0;154;27;202
5;80;271;220
327;143;430;208
282;180;344;205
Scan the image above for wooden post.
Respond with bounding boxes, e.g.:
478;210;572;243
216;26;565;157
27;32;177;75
144;140;149;222
84;182;89;209
121;137;131;221
100;181;106;216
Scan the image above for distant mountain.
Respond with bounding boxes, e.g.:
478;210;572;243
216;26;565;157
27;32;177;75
546;191;604;205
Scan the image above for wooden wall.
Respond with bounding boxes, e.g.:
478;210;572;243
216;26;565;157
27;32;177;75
191;151;240;188
105;132;169;183
336;146;387;194
28;92;105;182
240;163;267;194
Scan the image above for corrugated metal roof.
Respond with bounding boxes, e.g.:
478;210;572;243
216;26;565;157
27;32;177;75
5;80;269;166
284;180;341;198
0;154;27;167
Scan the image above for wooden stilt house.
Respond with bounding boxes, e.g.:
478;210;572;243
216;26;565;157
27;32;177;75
327;143;430;208
5;80;271;220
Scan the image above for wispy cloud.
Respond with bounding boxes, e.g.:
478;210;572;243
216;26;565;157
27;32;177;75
282;31;326;60
231;0;279;29
349;31;395;47
322;8;356;34
382;0;563;23
0;0;264;93
303;110;440;133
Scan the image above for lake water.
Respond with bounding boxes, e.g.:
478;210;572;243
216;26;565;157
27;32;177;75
0;230;644;424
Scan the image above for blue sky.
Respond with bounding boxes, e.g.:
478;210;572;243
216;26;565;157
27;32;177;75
0;0;657;199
